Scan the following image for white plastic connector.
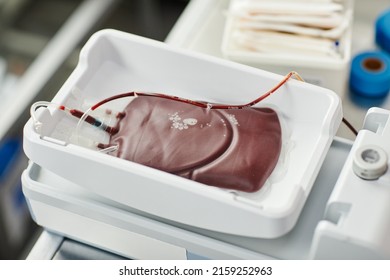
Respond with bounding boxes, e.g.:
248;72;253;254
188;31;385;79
30;101;54;134
353;145;388;180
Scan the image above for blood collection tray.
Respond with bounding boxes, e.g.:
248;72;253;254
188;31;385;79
23;29;342;238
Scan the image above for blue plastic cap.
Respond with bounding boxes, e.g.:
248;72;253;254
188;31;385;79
349;51;390;98
376;9;390;54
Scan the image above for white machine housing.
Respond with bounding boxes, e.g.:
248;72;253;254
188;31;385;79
311;107;390;259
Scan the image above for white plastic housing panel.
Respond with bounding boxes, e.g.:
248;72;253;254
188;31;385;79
312;108;390;259
23;29;342;238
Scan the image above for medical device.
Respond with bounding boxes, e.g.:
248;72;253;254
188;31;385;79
21;30;390;259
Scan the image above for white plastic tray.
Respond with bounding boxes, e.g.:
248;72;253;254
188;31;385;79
221;0;353;95
23;29;342;238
